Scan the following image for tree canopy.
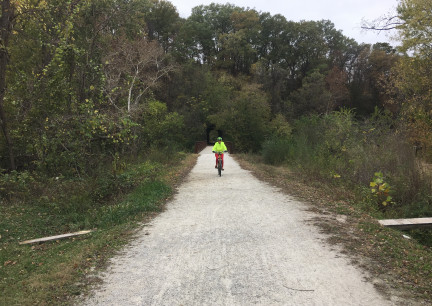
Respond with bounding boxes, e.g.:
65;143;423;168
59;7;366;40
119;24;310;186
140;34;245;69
1;0;431;173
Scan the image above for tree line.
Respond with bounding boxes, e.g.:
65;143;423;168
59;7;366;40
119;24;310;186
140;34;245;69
0;0;431;175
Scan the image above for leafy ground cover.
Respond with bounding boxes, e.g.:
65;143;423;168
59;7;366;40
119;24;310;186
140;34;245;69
235;154;432;304
0;153;197;305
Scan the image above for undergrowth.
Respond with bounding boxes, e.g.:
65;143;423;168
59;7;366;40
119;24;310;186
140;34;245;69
262;109;432;235
0;150;194;305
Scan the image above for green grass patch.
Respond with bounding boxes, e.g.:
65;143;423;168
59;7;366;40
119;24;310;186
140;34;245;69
0;225;133;305
97;181;171;227
0;152;197;305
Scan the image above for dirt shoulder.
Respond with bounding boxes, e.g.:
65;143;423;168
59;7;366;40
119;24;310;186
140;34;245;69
234;154;432;305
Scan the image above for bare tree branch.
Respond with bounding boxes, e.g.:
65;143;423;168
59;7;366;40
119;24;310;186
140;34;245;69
103;35;177;113
361;15;403;32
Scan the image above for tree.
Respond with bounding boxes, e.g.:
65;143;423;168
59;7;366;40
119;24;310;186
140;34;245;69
257;13;292;65
145;0;180;52
1;0;175;173
254;17;355;115
347;44;398;115
287;71;333;117
139;100;184;148
381;0;432;157
217;9;260;74
218;30;256;74
162;64;232;147
0;0;16;170
367;46;398;109
209;82;271;152
253;13;293;113
325;66;350;110
103;35;176;113
181;3;243;65
396;0;432;56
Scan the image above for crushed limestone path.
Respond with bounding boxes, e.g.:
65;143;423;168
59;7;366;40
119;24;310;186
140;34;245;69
83;146;399;305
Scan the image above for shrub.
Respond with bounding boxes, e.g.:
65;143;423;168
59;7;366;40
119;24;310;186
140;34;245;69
209;83;271;153
0;171;40;202
268;109;432;217
262;138;292;165
370;172;394;209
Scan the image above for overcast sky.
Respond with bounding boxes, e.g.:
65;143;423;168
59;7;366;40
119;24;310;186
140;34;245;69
168;0;399;45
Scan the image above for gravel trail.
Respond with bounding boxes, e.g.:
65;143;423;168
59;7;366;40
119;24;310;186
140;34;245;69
83;147;396;305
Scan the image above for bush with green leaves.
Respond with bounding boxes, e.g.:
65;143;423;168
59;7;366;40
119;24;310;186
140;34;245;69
0;170;39;202
209;83;271;152
261;137;292;165
264;109;432;217
138;100;185;150
370;171;394;209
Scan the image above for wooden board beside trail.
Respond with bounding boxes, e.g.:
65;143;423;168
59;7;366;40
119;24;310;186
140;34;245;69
19;230;92;245
379;218;432;230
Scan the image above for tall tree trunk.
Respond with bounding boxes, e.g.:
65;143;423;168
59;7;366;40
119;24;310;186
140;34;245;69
0;0;16;170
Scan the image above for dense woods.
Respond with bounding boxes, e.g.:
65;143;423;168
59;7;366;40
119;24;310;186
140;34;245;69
0;0;396;171
0;0;431;218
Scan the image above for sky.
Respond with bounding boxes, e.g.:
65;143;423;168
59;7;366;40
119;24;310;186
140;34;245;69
168;0;399;45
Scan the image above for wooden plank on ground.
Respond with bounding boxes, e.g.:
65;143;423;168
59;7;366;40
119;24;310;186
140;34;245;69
378;218;432;230
19;230;92;245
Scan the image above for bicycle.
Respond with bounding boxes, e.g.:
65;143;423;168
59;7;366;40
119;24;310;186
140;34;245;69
214;151;225;177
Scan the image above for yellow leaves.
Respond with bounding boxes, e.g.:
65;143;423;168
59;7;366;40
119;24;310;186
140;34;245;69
381;196;393;206
38;0;48;9
370;172;395;207
330;171;341;179
379;184;391;194
44;117;49;130
12;0;47;15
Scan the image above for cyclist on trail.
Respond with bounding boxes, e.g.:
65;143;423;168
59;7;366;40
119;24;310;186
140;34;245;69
212;137;228;170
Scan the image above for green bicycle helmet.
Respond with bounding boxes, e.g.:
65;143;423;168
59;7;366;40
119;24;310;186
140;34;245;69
217;137;222;141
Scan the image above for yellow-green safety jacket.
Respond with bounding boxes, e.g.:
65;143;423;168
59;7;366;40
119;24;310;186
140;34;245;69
212;141;227;153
